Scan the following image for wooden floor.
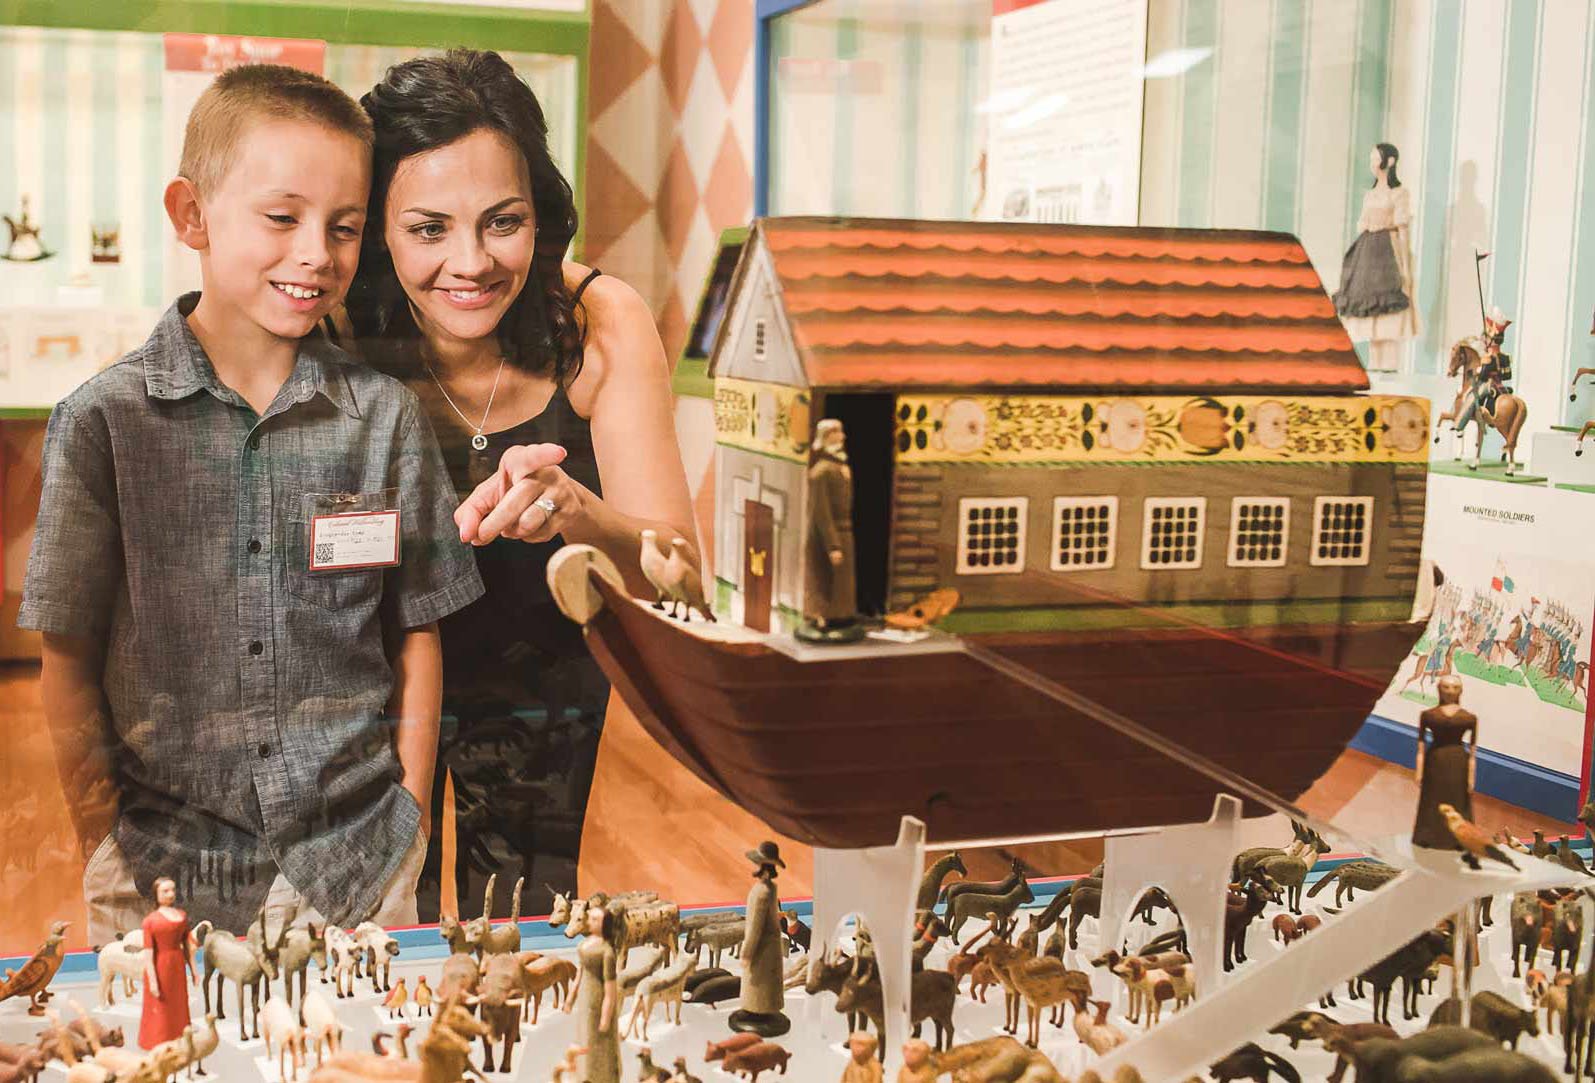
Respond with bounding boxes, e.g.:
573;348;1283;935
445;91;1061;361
0;662;1581;957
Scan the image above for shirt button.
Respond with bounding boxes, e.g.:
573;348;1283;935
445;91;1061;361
258;742;272;759
247;539;262;554
249;640;264;655
248;436;261;451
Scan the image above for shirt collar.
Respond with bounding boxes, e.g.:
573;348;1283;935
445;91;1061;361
143;292;362;419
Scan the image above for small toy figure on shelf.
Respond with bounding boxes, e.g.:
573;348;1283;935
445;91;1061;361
1437;804;1519;870
140;878;196;1050
0;920;70;1015
731;842;790;1037
551;1045;586;1083
898;1038;936;1083
565;901;620;1083
1333;143;1418;371
842;1032;882;1083
1412;676;1479;852
798;419;864;644
413;975;432;1017
1;196;51;263
91;225;121;264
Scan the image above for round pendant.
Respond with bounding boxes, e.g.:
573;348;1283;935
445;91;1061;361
471;433;489;452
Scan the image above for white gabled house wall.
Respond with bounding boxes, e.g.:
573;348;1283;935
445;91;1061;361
707;235;809;390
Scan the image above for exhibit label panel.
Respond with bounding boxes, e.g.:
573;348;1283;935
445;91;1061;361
1372;474;1595;795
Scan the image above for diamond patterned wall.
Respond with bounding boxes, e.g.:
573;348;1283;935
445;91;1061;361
584;0;753;364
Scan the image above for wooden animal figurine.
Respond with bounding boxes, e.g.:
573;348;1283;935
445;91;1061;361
1223;878;1279;970
304;994;490;1083
703;1034;762;1063
302;989;345;1068
1110;956;1194;1027
277;924;327;1008
1209;1043;1299;1083
883;588;959;630
836;958;959;1055
947;878;1034;942
0;1044;44;1083
198;915;281;1041
96;934;147;1009
1429;991;1540;1049
668;1056;701;1083
383;977;408;1020
465;874;525;960
628;951;696;1040
719;1041;791;1083
413;975;433;1017
1305;859;1397;906
635;1046;670;1082
916;852;967;911
663;537;714;621
438;914;475;956
841;1032;882;1083
638;530;674;614
477;952;533;1074
941;859;1024;910
353;923;401;992
1438;804;1519;869
926;1037;1065;1083
522;956;577;1025
261;997;307;1082
731;842;789;1037
1272;914;1301;944
779;911;810;954
0;921;70;1015
897;1039;937;1083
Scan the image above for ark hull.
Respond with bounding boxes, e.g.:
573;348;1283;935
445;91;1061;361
582;573;1422;849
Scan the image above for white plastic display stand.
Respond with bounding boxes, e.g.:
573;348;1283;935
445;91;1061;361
1095;840;1592;1082
1096;795;1242;1004
805;816;925;1052
1530;428;1595;486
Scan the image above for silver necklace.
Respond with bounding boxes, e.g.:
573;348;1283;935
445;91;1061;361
426;355;506;451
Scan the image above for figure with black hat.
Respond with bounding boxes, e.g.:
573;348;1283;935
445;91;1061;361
730;841;791;1037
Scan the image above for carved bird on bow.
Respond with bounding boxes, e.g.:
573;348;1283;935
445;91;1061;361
1438;804;1518;870
665;537;715;623
0;921;70;1014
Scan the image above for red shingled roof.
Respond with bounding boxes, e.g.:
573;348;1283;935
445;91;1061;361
755;217;1368;393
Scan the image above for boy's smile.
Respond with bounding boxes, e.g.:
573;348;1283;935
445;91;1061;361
193;117;369;345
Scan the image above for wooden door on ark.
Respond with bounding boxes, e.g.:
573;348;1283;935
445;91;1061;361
742;499;774;632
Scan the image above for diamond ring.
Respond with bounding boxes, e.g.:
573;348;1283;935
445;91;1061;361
534;496;558;516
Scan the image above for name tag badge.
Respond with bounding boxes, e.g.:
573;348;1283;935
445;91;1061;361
309;510;401;571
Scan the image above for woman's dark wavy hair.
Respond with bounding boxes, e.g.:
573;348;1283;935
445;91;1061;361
348;49;585;384
1373;142;1402;189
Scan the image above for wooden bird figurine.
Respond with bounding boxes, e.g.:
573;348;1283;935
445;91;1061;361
638;529;672;612
884;588;960;630
1498;828;1530;854
1533;829;1552;858
665;537;715;622
1438;804;1519;870
413;974;433;1016
636;1046;670;1083
551;1045;586;1083
382;976;408;1019
1557;836;1593;876
0;921;69;1015
669;1057;702;1083
371;1022;412;1058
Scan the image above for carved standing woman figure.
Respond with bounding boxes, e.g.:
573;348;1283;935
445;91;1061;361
1334;143;1420;372
140;876;197;1050
1412;675;1479;850
564;901;620;1083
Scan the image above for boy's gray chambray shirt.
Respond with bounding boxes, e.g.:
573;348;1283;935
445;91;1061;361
19;293;484;931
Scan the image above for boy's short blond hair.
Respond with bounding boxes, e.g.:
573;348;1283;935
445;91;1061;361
180;64;373;195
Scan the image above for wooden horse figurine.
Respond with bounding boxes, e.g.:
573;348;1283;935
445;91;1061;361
1433;336;1527;474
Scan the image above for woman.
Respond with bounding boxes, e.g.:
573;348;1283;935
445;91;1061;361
564;900;620;1083
1411;674;1478;850
139;875;196;1050
1333;142;1420;371
347;49;696;916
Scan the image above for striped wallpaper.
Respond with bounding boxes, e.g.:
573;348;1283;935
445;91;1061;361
767;0;1595;434
0;26;576;311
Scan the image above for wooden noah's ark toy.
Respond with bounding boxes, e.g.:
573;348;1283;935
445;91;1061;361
550;217;1431;851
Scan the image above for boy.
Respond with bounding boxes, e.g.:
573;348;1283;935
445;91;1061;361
20;65;483;944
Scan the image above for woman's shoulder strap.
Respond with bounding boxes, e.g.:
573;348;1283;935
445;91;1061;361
571;267;602;306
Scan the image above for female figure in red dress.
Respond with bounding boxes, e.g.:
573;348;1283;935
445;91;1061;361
140;876;196;1049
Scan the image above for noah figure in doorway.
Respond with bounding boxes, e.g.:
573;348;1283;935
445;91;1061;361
799;418;863;643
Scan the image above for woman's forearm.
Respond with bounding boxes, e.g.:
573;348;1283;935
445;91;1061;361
560;480;698;599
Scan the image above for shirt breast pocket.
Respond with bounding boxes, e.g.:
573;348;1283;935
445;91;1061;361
286;490;397;612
